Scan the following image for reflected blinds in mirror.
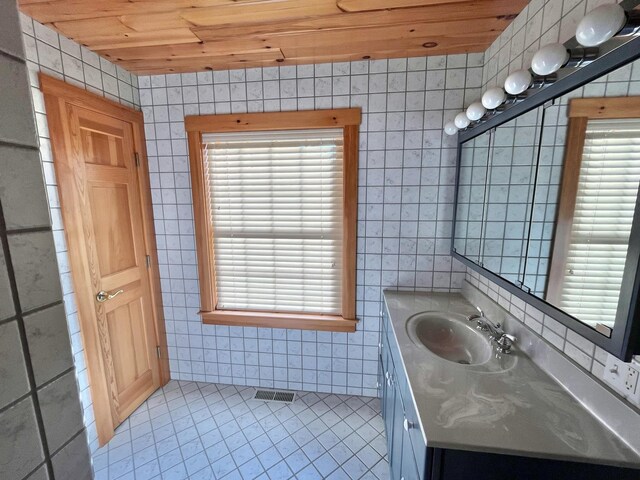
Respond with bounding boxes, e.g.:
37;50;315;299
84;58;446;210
202;129;344;315
558;119;640;326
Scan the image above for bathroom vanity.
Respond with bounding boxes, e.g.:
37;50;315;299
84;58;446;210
380;290;640;480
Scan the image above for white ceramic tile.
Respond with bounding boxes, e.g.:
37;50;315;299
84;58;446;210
96;381;388;480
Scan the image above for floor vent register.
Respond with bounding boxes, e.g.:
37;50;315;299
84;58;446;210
253;389;296;404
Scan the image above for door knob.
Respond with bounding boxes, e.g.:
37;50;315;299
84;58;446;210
96;289;124;303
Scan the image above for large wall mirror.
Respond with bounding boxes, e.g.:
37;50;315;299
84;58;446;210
453;46;640;360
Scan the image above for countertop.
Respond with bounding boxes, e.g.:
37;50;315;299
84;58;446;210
383;290;640;469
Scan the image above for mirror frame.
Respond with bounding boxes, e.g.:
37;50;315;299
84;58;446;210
452;30;640;361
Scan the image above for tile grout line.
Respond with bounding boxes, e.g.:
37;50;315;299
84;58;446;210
0;200;56;479
96;380;388;479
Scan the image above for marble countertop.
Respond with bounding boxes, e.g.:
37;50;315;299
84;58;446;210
383;290;640;469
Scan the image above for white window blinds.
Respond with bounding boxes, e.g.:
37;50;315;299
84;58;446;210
202;129;344;315
559;118;640;326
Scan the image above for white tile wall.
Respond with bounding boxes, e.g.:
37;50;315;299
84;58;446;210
20;14;141;454
139;54;483;396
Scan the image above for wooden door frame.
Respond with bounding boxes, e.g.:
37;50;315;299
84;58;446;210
39;74;169;445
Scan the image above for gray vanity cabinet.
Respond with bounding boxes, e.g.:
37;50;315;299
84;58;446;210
380;309;427;480
381;339;403;480
379;306;640;480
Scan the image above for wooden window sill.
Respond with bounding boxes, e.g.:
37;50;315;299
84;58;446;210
201;310;357;332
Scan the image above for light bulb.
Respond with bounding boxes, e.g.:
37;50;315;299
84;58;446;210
531;43;570;76
444;121;458;136
466;102;486;121
481;87;506;109
454;112;471;129
576;3;626;47
504;69;533;95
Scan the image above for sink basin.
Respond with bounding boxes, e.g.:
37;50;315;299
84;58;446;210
406;312;492;365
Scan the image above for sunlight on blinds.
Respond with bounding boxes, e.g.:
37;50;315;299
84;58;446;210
559;118;640;326
203;129;344;315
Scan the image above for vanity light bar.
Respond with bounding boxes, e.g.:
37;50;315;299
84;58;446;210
443;2;640;136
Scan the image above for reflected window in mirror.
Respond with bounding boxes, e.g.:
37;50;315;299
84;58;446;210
547;96;640;332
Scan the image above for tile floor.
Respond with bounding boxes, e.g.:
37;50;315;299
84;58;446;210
93;381;389;480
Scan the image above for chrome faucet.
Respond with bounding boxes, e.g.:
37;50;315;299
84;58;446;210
468;306;516;354
468;306;485;322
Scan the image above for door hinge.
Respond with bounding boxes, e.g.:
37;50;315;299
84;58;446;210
156;346;161;358
134;152;140;167
145;255;151;268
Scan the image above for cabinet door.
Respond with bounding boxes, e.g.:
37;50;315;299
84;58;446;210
400;376;426;478
378;352;384;403
381;345;394;459
390;374;404;480
380;342;389;418
400;424;420;480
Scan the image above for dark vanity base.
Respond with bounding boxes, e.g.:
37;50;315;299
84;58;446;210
429;448;639;480
380;296;640;480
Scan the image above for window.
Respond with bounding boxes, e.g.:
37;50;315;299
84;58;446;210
186;109;360;332
548;97;640;330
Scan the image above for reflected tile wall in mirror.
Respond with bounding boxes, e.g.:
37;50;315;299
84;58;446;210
483;106;544;286
454;131;490;263
525;99;566;297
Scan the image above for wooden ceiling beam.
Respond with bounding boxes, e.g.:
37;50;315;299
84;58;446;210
79;29;201;51
117;12;193;32
118;48;285;73
100;17;509;61
18;0;279;23
337;0;474;12
52;16;134;38
281;33;496;56
46;0;341;40
129;42;488;75
190;0;523;42
179;0;341;28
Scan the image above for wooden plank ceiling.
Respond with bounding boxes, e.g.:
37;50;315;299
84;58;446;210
19;0;528;75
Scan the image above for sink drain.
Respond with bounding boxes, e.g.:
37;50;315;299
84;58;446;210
457;360;470;365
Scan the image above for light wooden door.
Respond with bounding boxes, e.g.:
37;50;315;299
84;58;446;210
41;75;168;445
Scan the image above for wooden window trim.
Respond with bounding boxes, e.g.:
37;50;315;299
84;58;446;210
187;109;361;332
547;96;640;305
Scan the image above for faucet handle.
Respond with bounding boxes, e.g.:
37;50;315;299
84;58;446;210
496;333;516;353
476;318;489;331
